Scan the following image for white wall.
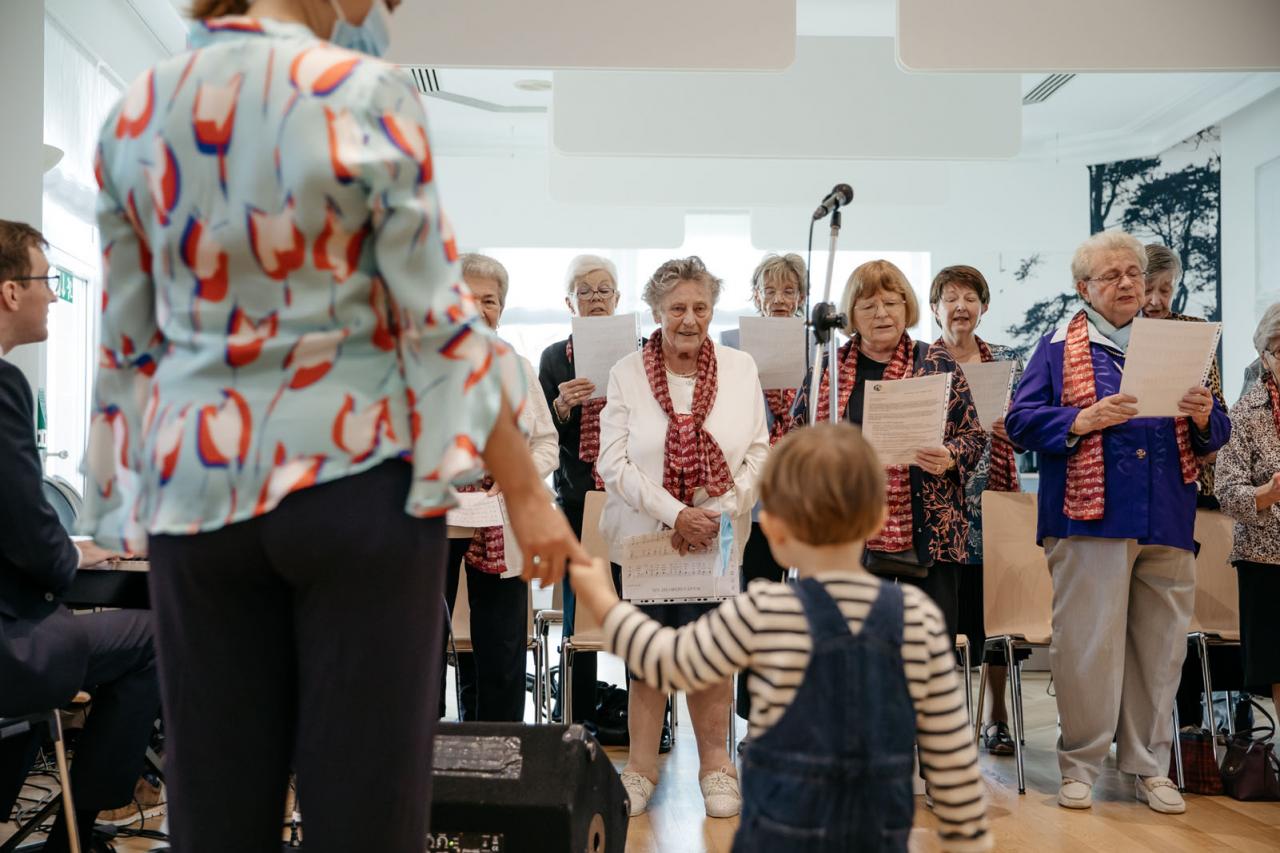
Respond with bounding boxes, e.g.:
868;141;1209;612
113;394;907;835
0;0;47;391
1221;87;1280;399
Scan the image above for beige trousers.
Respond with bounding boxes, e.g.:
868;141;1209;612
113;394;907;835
1044;536;1195;784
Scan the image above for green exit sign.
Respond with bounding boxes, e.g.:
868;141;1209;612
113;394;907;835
54;267;78;304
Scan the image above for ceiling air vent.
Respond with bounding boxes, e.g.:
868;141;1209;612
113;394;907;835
406;66;442;95
399;66;547;114
1022;73;1076;105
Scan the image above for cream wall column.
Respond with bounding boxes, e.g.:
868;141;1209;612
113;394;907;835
0;0;47;394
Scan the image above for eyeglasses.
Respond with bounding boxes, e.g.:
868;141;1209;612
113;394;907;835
11;274;58;288
853;298;905;315
575;286;616;301
761;287;800;301
1085;268;1144;287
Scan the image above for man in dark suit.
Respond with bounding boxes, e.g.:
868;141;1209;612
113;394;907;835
0;220;159;853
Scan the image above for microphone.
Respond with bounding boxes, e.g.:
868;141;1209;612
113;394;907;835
812;183;854;220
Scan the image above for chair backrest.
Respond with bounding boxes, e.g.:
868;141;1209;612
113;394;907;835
981;491;1054;646
449;560;536;648
570;491;610;643
1188;509;1239;640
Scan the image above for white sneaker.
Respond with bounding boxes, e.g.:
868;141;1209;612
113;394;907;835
1058;777;1093;809
620;771;656;817
1136;775;1186;814
699;768;742;818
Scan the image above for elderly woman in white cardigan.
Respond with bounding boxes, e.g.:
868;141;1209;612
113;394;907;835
597;256;769;820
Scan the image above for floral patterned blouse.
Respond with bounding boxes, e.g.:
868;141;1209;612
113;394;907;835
82;16;523;553
953;342;1024;565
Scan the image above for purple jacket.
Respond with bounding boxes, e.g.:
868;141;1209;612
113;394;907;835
1006;323;1230;552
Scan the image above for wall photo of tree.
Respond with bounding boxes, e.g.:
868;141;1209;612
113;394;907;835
1006;127;1222;356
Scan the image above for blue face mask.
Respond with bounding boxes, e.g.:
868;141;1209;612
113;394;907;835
329;1;390;57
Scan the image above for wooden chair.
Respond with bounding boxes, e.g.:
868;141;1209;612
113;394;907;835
0;708;81;853
444;541;545;723
974;491;1054;794
1185;509;1239;756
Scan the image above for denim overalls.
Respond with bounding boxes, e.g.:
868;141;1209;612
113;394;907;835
735;578;917;852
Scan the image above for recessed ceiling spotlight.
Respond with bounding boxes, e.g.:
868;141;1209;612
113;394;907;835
514;79;552;92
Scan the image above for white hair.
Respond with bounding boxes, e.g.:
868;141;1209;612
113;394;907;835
1254;302;1280;357
459;253;509;304
1070;229;1147;284
564;254;618;297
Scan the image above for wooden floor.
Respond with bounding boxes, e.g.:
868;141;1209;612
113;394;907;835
6;671;1278;852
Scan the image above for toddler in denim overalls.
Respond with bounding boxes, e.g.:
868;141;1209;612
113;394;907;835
571;424;991;852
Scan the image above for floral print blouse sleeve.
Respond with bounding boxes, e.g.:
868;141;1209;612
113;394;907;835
82;17;523;552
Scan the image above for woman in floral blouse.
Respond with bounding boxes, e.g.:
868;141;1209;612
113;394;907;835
928;265;1025;757
793;260;986;643
82;3;583;850
1214;304;1280;713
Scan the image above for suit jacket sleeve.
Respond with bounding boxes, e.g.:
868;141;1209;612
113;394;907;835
0;366;79;592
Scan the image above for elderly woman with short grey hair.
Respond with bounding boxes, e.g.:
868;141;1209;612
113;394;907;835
1007;229;1230;815
1213;302;1280;714
440;254;559;722
537;254;624;725
597;256;768;819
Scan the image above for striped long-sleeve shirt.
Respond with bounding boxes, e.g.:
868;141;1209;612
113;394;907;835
602;571;992;853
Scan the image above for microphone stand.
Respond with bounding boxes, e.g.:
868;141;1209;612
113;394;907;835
807;206;848;425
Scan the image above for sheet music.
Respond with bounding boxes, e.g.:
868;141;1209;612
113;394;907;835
446;492;504;529
738;316;807;390
959;360;1016;431
571;314;640;399
1118;317;1221;418
861;373;951;466
621;516;740;605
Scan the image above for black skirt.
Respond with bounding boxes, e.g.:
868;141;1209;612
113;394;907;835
1236;560;1280;690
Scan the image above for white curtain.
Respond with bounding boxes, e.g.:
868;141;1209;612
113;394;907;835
41;17;122;493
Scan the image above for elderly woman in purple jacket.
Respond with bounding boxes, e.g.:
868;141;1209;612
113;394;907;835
1006;230;1229;816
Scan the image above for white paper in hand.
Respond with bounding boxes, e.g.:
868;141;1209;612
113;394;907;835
446;492;504;528
571;314;640;399
959;360;1015;431
861;373;951;466
1118;317;1221;418
738;316;806;390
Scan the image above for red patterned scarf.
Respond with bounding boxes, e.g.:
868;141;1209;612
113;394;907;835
976;337;1020;493
565;337;606;490
460;477;506;575
764;389;796;445
1062;310;1199;521
816;333;916;553
642;330;733;506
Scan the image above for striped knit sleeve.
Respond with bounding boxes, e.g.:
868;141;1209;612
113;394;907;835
600;585;766;694
905;588;992;853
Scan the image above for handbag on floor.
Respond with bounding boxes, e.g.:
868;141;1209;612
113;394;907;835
1169;728;1224;796
1219;699;1280;802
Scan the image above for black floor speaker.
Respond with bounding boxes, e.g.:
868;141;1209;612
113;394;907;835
429;722;628;853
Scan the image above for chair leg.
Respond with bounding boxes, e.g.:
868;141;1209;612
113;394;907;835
1005;638;1026;795
1195;634;1219;761
51;711;81;853
727;674;737;754
975;658;990;745
563;645;576;727
1224;689;1236;737
669;694;678;745
1171;705;1185;791
533;638;544;724
961;641;973;733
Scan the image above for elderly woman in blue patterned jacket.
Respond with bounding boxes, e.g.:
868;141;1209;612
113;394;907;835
1006;230;1230;816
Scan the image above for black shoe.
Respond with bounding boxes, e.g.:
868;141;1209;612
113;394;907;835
983;721;1015;756
659;722;673;754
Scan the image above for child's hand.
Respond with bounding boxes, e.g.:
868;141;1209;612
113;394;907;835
568;557;620;621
